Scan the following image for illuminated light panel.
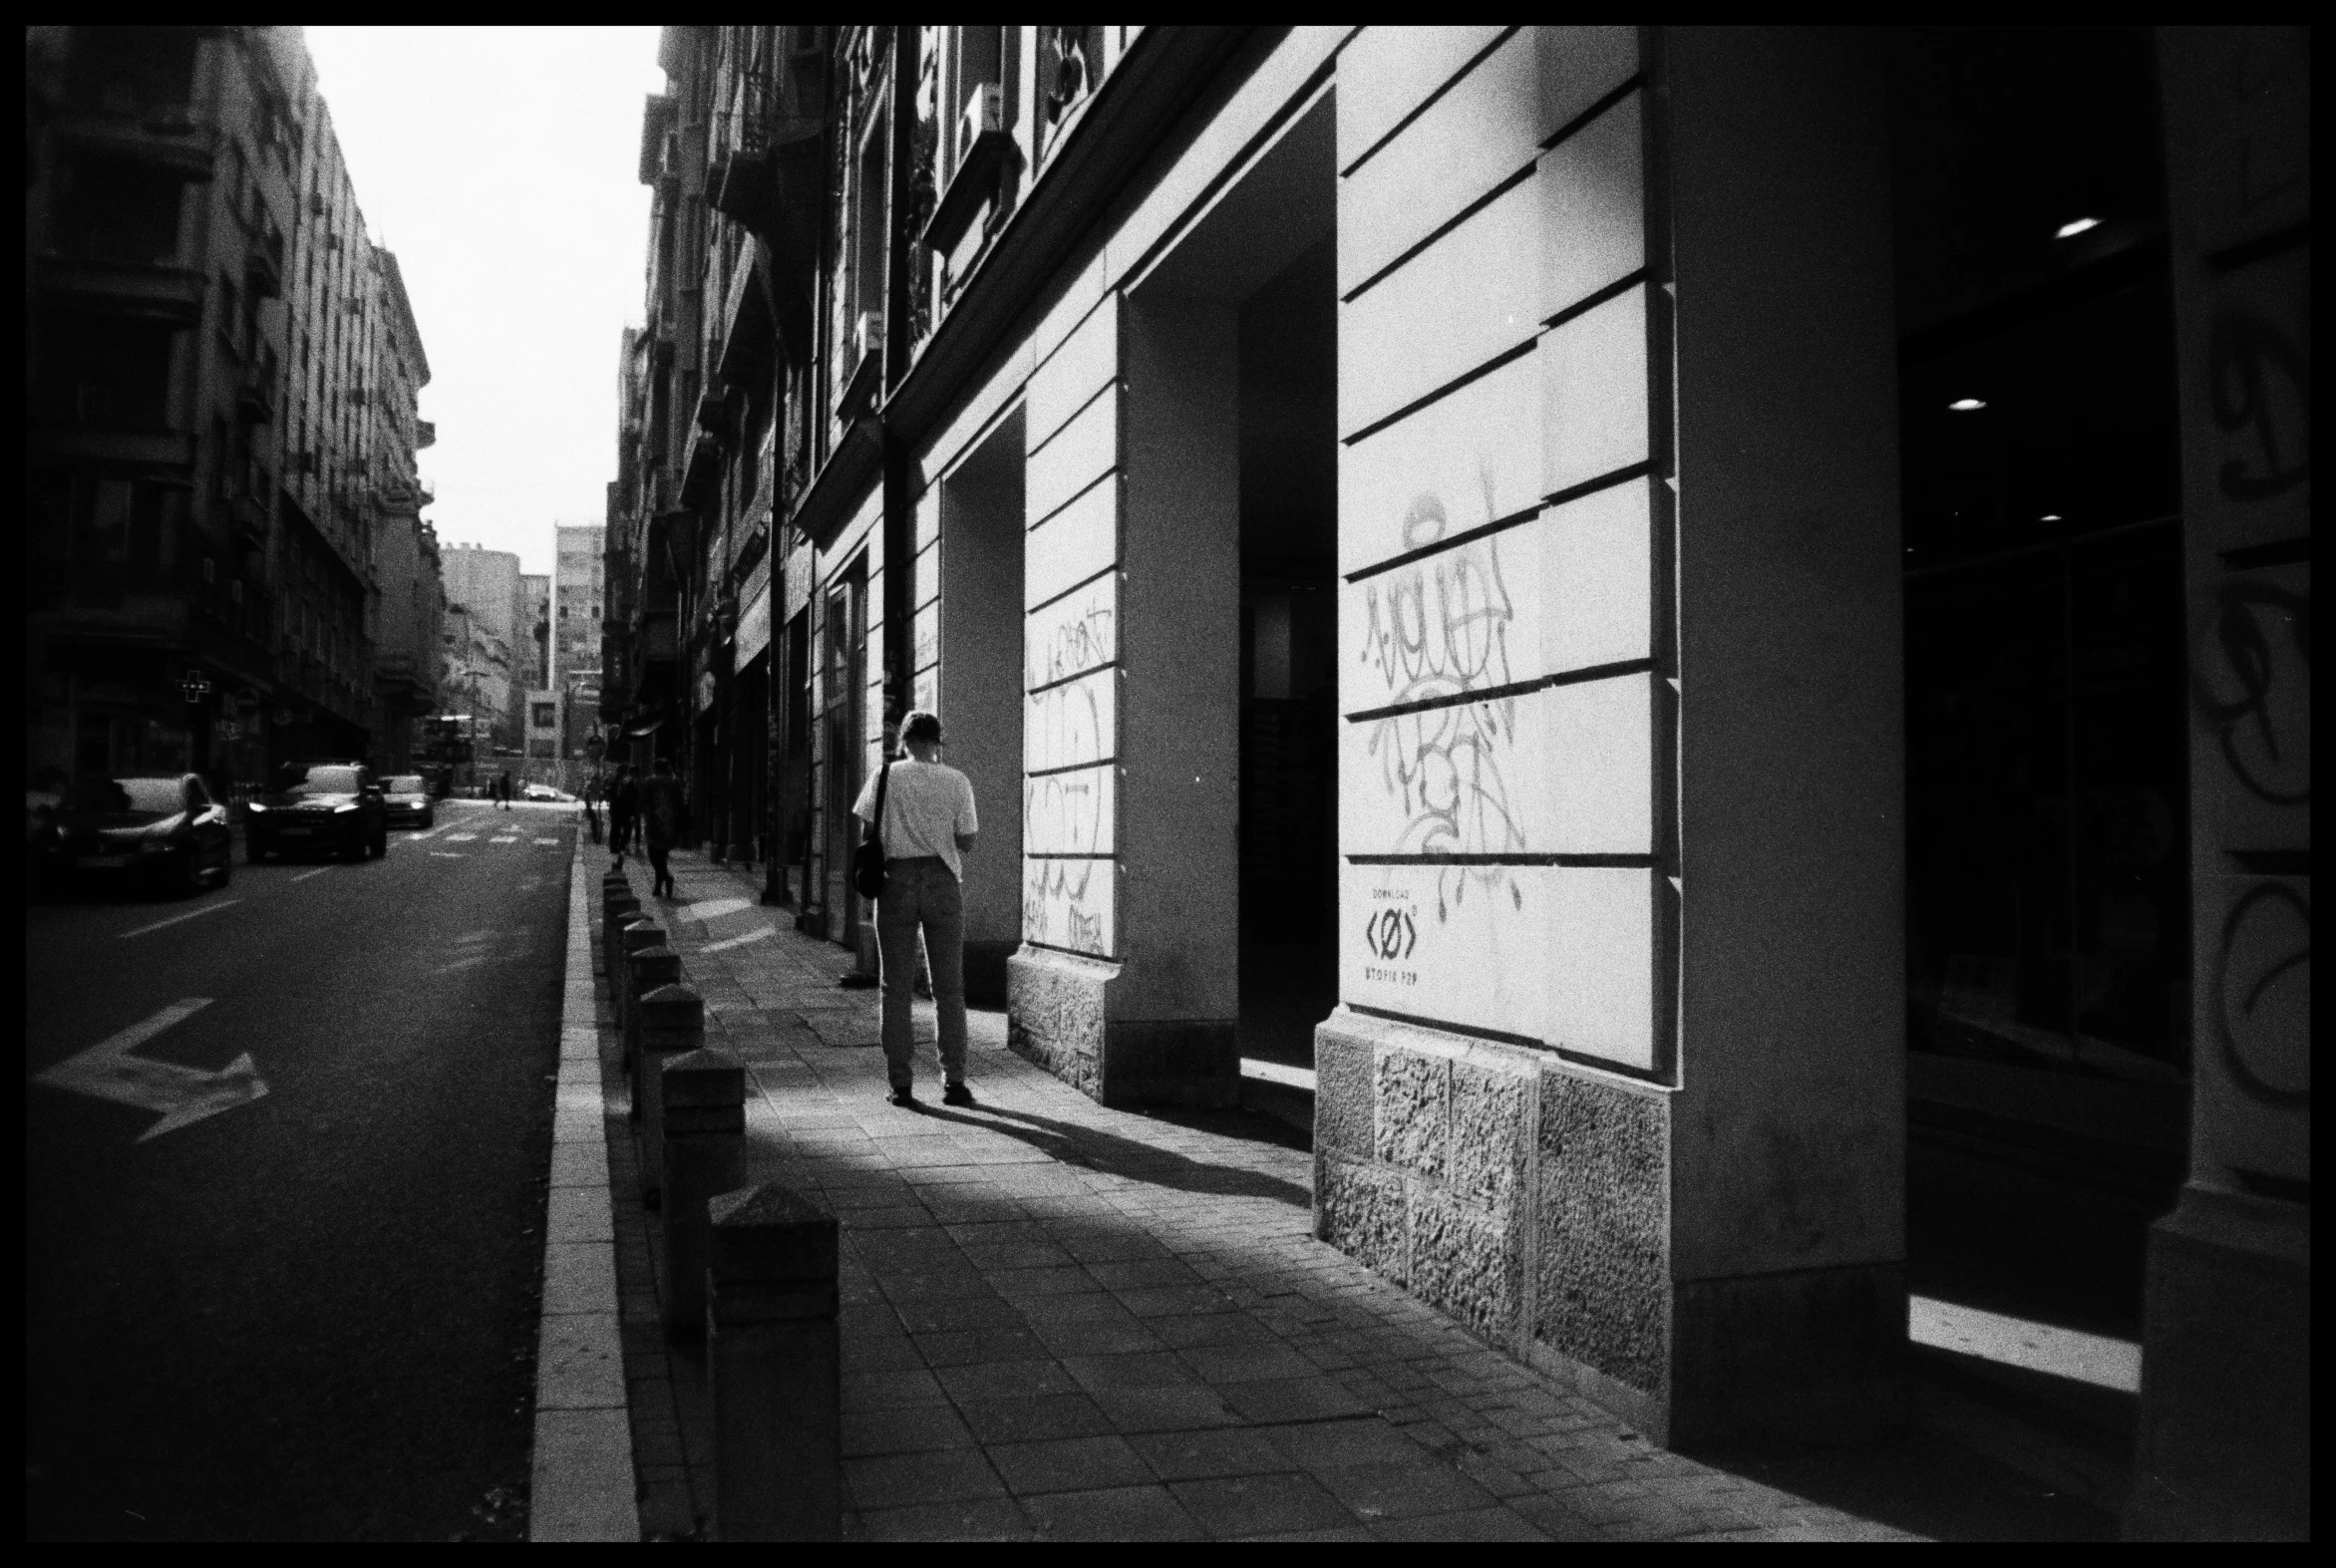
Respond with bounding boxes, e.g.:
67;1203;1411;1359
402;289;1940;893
2055;215;2104;239
1949;398;1987;412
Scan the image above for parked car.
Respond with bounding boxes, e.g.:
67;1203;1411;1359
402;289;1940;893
244;762;388;862
520;783;575;803
29;774;234;897
380;774;436;830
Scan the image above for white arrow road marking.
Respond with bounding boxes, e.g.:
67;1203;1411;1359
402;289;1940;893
290;867;333;883
118;899;243;941
701;927;776;954
34;999;268;1142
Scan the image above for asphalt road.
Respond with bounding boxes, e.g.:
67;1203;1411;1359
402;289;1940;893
24;799;574;1541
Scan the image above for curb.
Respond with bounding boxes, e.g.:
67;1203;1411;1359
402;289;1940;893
526;839;640;1541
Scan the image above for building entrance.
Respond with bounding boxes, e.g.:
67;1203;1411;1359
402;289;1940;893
1237;239;1339;1070
1889;27;2189;1346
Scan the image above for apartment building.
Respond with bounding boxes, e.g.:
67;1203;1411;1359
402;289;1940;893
440;542;525;754
26;25;442;786
602;27;2307;1534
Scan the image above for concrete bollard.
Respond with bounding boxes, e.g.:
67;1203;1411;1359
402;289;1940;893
624;944;681;1101
602;891;640;989
633;982;704;1208
707;1183;840;1542
614;917;664;1069
659;1048;747;1341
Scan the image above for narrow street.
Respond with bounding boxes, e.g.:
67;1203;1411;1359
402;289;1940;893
24;800;572;1541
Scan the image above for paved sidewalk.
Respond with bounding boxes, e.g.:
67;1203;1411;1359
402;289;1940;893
595;847;1916;1542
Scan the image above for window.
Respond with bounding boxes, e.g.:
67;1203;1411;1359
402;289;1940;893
531;703;557;728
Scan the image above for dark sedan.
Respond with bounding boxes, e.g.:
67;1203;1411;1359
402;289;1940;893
30;774;234;897
381;774;436;830
244;762;389;862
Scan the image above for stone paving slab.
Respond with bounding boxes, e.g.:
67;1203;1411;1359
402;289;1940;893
591;848;1919;1542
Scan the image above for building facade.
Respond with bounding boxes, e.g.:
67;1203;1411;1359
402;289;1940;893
604;26;2308;1536
552;522;605;760
440;542;525;755
26;24;441;788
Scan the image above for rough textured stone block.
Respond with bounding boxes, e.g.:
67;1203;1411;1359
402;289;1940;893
1450;1057;1530;1213
1409;1189;1518;1340
1007;949;1109;1099
1316;1154;1409;1284
1534;1068;1666;1393
1312;1021;1375;1158
1373;1047;1449;1180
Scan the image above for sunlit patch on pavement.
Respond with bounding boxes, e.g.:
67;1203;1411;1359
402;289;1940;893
700;927;775;953
681;897;753;922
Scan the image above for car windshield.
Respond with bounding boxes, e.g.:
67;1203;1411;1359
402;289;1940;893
384;777;426;793
66;778;182;814
281;765;365;795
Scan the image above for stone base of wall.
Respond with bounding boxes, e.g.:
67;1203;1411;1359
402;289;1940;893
1006;948;1240;1107
1316;1006;1901;1448
1008;948;1112;1099
2128;1184;2310;1540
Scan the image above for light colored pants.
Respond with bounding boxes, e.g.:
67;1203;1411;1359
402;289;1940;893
877;856;966;1090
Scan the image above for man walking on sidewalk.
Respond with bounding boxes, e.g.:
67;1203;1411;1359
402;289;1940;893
608;765;638;866
638;757;687;900
853;709;978;1108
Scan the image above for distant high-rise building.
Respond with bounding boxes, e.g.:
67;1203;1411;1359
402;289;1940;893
440;543;523;753
553;523;605;758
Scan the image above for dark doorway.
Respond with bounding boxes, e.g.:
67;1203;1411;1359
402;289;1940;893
1237;237;1339;1070
819;561;868;948
1889;27;2188;1345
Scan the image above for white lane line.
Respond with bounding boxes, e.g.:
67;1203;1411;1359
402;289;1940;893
408;824;450;842
438;954;492;973
445;833;480;842
118;899;243;940
491;836;520;845
701;926;776;954
533;837;560;846
291;867;334;883
431;851;467;858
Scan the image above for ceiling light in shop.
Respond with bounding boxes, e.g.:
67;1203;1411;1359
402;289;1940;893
2055;216;2104;239
2041;513;2064;522
1949;398;1987;412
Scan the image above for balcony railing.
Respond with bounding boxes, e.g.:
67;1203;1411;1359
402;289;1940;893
34;253;206;326
245;224;285;298
237;347;276;424
54;112;216;182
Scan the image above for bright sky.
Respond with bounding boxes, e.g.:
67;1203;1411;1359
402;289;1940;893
303;27;665;576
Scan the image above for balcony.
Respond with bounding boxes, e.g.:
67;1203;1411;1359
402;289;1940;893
923;83;1018;258
34;253;207;326
29;425;197;470
237;348;276;424
54;112;217;182
415;420;437;450
245;225;285;299
225;492;268;549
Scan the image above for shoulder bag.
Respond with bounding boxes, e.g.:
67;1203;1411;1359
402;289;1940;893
851;758;893;899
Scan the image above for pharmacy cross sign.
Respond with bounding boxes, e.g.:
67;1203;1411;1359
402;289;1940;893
179;669;212;704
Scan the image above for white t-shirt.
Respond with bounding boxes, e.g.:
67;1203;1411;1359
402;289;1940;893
853;757;978;881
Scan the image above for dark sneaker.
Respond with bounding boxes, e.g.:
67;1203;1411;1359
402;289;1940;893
887;1086;916;1107
942;1083;975;1107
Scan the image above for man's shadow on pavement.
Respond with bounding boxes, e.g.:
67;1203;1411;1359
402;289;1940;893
910;1101;1313;1211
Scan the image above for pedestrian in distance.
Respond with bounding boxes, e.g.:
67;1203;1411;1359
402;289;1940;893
498;769;514;811
609;766;639;866
582;772;604;845
854;709;978;1108
639;758;688;900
